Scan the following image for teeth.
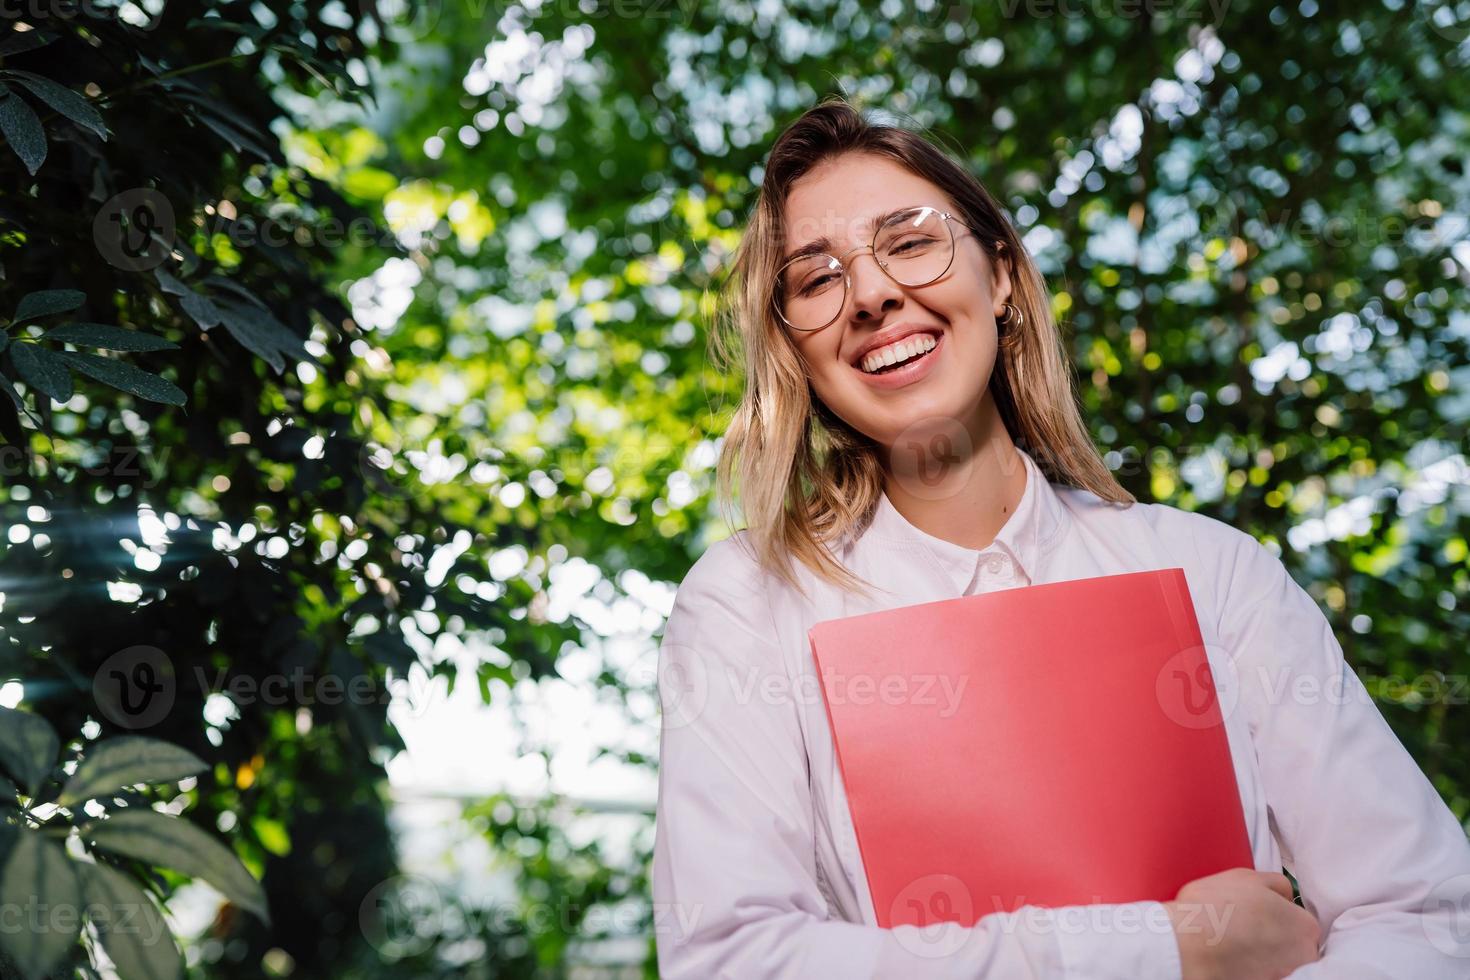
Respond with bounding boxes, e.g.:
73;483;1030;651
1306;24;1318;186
862;334;936;374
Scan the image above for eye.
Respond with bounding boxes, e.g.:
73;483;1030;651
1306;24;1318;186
799;272;839;295
885;234;938;255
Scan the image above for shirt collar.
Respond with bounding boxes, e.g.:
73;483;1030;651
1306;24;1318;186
859;446;1065;594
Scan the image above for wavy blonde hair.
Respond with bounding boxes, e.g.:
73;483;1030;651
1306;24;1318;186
710;96;1134;601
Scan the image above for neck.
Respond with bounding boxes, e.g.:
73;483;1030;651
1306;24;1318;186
881;395;1027;552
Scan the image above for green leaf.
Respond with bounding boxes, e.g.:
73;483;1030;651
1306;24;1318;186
0;372;24;411
57;351;186;407
9;343;72;403
1;71;107;141
178;291;222;330
341;165;398;200
152;269;188;295
0;832;81;979
214;298;310;373
12;288;84;325
250;815;291;857
0;31;57;59
0;706;60;797
0;87;46;175
183;18;273;42
56;737;208;808
0;375;32;445
0;773;18;807
360;631;418;676
154;270;223;331
188;108;274;163
77;862;183;980
43;323;177;352
171;91;264;146
84;809;270;926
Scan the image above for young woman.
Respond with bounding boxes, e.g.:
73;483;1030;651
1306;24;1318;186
649;98;1470;979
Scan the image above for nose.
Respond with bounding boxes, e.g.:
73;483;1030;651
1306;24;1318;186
845;247;904;321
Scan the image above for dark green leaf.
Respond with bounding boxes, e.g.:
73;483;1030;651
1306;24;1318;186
183;18;272;41
0;88;46;175
0;373;23;411
200;276;271;309
152;274;217;327
76;862;182;980
12;289;84;325
43;323;177;352
0;832;80;979
1;71;107;141
0;30;57;58
0;706;59;797
189;111;275;163
0;377;29;449
57;352;186;407
361;631;418;676
56;737;208;808
178;291;222;331
214;298;310;373
84;809;271;926
172;91;265;144
9;344;72;403
152;269;188;296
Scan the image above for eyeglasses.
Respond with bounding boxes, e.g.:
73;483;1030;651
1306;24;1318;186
774;205;974;333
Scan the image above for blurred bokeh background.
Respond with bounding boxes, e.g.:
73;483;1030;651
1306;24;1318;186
0;0;1467;976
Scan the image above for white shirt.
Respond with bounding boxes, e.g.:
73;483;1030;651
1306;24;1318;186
650;446;1470;978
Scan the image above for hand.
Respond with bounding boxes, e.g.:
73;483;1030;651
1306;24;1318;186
1162;868;1322;980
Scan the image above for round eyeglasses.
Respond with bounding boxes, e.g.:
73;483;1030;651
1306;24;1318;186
774;205;974;333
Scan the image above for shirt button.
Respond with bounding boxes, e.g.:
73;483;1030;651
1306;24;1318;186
983;554;1006;573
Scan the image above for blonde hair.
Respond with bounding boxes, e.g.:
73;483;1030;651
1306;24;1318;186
710;96;1134;601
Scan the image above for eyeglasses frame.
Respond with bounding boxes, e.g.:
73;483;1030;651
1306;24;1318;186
774;207;980;334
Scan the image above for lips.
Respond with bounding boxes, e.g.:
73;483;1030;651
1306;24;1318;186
853;331;945;390
848;325;944;369
859;333;938;374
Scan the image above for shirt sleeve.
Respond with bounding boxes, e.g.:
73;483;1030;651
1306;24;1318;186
1214;525;1470;978
650;537;1185;980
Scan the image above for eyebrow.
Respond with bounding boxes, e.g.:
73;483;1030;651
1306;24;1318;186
779;206;923;266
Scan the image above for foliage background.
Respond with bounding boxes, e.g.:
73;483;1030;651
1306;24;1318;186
0;0;1467;976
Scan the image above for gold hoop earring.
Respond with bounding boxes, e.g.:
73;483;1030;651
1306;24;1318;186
996;302;1024;349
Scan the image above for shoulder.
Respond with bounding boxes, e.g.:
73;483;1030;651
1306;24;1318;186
1134;498;1292;596
1055;482;1267;568
1053;484;1295;626
665;529;780;648
676;529;766;599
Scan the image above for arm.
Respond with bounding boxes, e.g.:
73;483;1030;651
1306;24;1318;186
650;538;1185;979
1215;528;1470;978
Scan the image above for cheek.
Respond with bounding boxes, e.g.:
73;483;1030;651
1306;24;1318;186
931;277;990;321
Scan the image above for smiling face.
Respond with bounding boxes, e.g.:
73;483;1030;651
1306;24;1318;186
780;152;1013;456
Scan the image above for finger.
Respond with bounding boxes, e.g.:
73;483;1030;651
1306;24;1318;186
1259;871;1295;902
1291;906;1323;944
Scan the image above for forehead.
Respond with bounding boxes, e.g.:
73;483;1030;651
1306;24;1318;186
782;153;951;249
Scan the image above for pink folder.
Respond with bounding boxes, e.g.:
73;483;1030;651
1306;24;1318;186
807;567;1252;929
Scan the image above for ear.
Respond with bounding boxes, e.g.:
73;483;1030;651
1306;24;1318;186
988;242;1014;312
